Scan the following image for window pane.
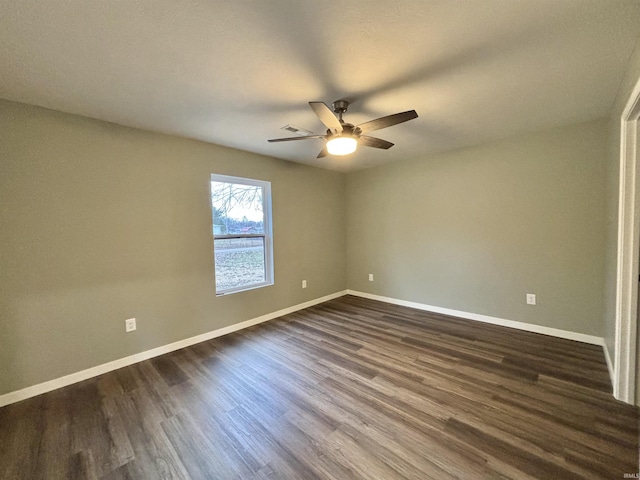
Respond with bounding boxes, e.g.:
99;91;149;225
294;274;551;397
211;181;264;235
210;174;272;295
214;237;266;291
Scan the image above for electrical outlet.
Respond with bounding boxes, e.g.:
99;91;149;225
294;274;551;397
368;273;374;281
526;294;536;305
125;318;136;332
302;280;307;289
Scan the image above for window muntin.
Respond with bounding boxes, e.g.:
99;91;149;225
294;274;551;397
210;175;273;295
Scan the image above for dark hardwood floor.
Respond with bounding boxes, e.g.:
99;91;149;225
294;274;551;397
1;295;638;479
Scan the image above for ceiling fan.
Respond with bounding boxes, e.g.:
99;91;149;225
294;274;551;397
268;100;418;158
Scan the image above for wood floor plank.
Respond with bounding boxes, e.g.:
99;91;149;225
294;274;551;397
0;295;637;479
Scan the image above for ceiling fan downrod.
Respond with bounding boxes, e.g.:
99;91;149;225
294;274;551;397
332;99;349;124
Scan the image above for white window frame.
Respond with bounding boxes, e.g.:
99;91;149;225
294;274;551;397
210;174;274;295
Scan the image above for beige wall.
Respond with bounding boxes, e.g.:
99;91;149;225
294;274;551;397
0;100;346;395
603;36;640;405
0;96;624;398
346;119;608;336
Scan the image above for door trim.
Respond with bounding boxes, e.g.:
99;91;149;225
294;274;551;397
614;74;640;404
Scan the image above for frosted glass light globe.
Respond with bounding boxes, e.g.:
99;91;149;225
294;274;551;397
326;136;357;156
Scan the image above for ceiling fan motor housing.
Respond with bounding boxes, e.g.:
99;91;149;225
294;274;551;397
341;124;355;136
327;123;355;137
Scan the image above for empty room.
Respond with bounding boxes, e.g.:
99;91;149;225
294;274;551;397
2;1;640;479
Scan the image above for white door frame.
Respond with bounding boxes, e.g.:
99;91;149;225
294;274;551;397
614;75;640;404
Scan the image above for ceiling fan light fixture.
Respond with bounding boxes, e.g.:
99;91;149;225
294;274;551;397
326;136;357;156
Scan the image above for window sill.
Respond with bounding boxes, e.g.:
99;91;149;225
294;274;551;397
216;281;274;296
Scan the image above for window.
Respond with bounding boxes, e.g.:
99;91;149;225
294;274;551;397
210;174;273;295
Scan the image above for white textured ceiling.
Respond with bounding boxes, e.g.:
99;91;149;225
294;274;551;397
1;1;639;171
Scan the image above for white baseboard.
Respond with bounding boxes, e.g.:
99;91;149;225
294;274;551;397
346;290;605;346
603;341;615;385
0;290;348;408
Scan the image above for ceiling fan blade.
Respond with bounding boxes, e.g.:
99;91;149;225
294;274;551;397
358;135;394;150
317;146;329;158
309;102;343;134
268;135;326;142
355;110;418;134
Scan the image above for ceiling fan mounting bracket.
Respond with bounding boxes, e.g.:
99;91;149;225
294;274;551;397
332;99;349;114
